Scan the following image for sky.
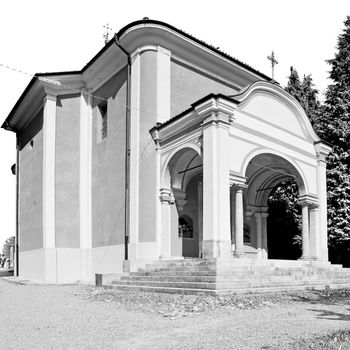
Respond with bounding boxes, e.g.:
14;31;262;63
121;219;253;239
0;0;348;248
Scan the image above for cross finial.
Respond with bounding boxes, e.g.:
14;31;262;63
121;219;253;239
103;23;112;45
267;51;278;80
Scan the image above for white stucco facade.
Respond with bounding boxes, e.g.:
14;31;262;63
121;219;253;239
2;19;333;283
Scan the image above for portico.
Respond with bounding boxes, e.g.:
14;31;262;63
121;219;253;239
150;81;332;263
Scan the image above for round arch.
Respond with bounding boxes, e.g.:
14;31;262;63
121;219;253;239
161;142;202;189
241;148;309;197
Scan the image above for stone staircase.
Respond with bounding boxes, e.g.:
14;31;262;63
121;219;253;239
101;258;350;295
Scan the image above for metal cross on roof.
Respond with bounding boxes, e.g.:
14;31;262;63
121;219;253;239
267;51;278;80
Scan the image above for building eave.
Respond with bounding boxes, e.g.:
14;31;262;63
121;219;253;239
116;19;271;82
2;72;85;132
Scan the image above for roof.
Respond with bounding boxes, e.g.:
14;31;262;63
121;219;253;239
2;18;271;131
151;93;240;132
116;19;271;82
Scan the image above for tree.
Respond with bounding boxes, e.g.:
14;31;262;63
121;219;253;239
319;16;350;263
267;179;302;259
285;66;321;128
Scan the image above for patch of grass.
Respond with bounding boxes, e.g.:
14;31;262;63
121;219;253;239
291;329;350;349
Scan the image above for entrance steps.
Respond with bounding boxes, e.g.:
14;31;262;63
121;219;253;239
99;258;350;295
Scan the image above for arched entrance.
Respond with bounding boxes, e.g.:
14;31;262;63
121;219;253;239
163;147;203;258
244;153;306;260
267;178;301;259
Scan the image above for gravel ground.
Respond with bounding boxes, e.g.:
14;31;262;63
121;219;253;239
1;278;350;349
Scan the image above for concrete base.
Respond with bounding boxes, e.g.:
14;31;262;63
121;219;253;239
19;244;127;283
101;257;348;295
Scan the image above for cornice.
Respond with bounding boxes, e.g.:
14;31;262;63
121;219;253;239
314;141;332;162
150;95;237;146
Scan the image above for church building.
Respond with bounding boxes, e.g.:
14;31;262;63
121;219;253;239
2;19;332;284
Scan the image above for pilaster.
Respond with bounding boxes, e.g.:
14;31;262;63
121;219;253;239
202;111;233;259
42;94;57;282
156;46;171;123
79;91;92;281
129;50;141;260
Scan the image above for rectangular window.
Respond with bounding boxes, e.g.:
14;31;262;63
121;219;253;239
97;101;107;143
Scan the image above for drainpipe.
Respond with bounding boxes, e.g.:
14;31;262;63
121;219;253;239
114;36;131;261
15;135;19;276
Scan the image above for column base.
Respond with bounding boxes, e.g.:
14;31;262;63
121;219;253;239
233;251;245;258
298;256;311;261
202;240;231;259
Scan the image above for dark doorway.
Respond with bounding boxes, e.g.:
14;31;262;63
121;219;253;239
267;179;302;260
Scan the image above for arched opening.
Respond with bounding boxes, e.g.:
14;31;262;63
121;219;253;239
244;153;306;260
267;179;302;259
164;147;203;258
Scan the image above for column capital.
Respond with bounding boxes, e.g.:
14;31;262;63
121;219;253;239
298;194;318;207
309;202;319;210
195;96;237;128
44;94;57;103
229;171;247;188
159;188;175;204
254;211;269;219
314;141;332;163
201;110;234;129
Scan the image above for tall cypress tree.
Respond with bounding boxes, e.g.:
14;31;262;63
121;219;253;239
285;66;321;128
285;66;303;101
319;16;350;263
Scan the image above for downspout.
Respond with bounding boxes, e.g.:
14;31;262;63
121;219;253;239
15;135;19;276
114;36;131;261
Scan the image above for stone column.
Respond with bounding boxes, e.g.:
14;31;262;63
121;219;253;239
254;212;262;259
315;142;332;261
300;202;310;260
159;188;175;258
261;212;269;259
202;111;233;259
309;203;320;260
230;187;235;252
197;181;203;258
233;185;245;257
